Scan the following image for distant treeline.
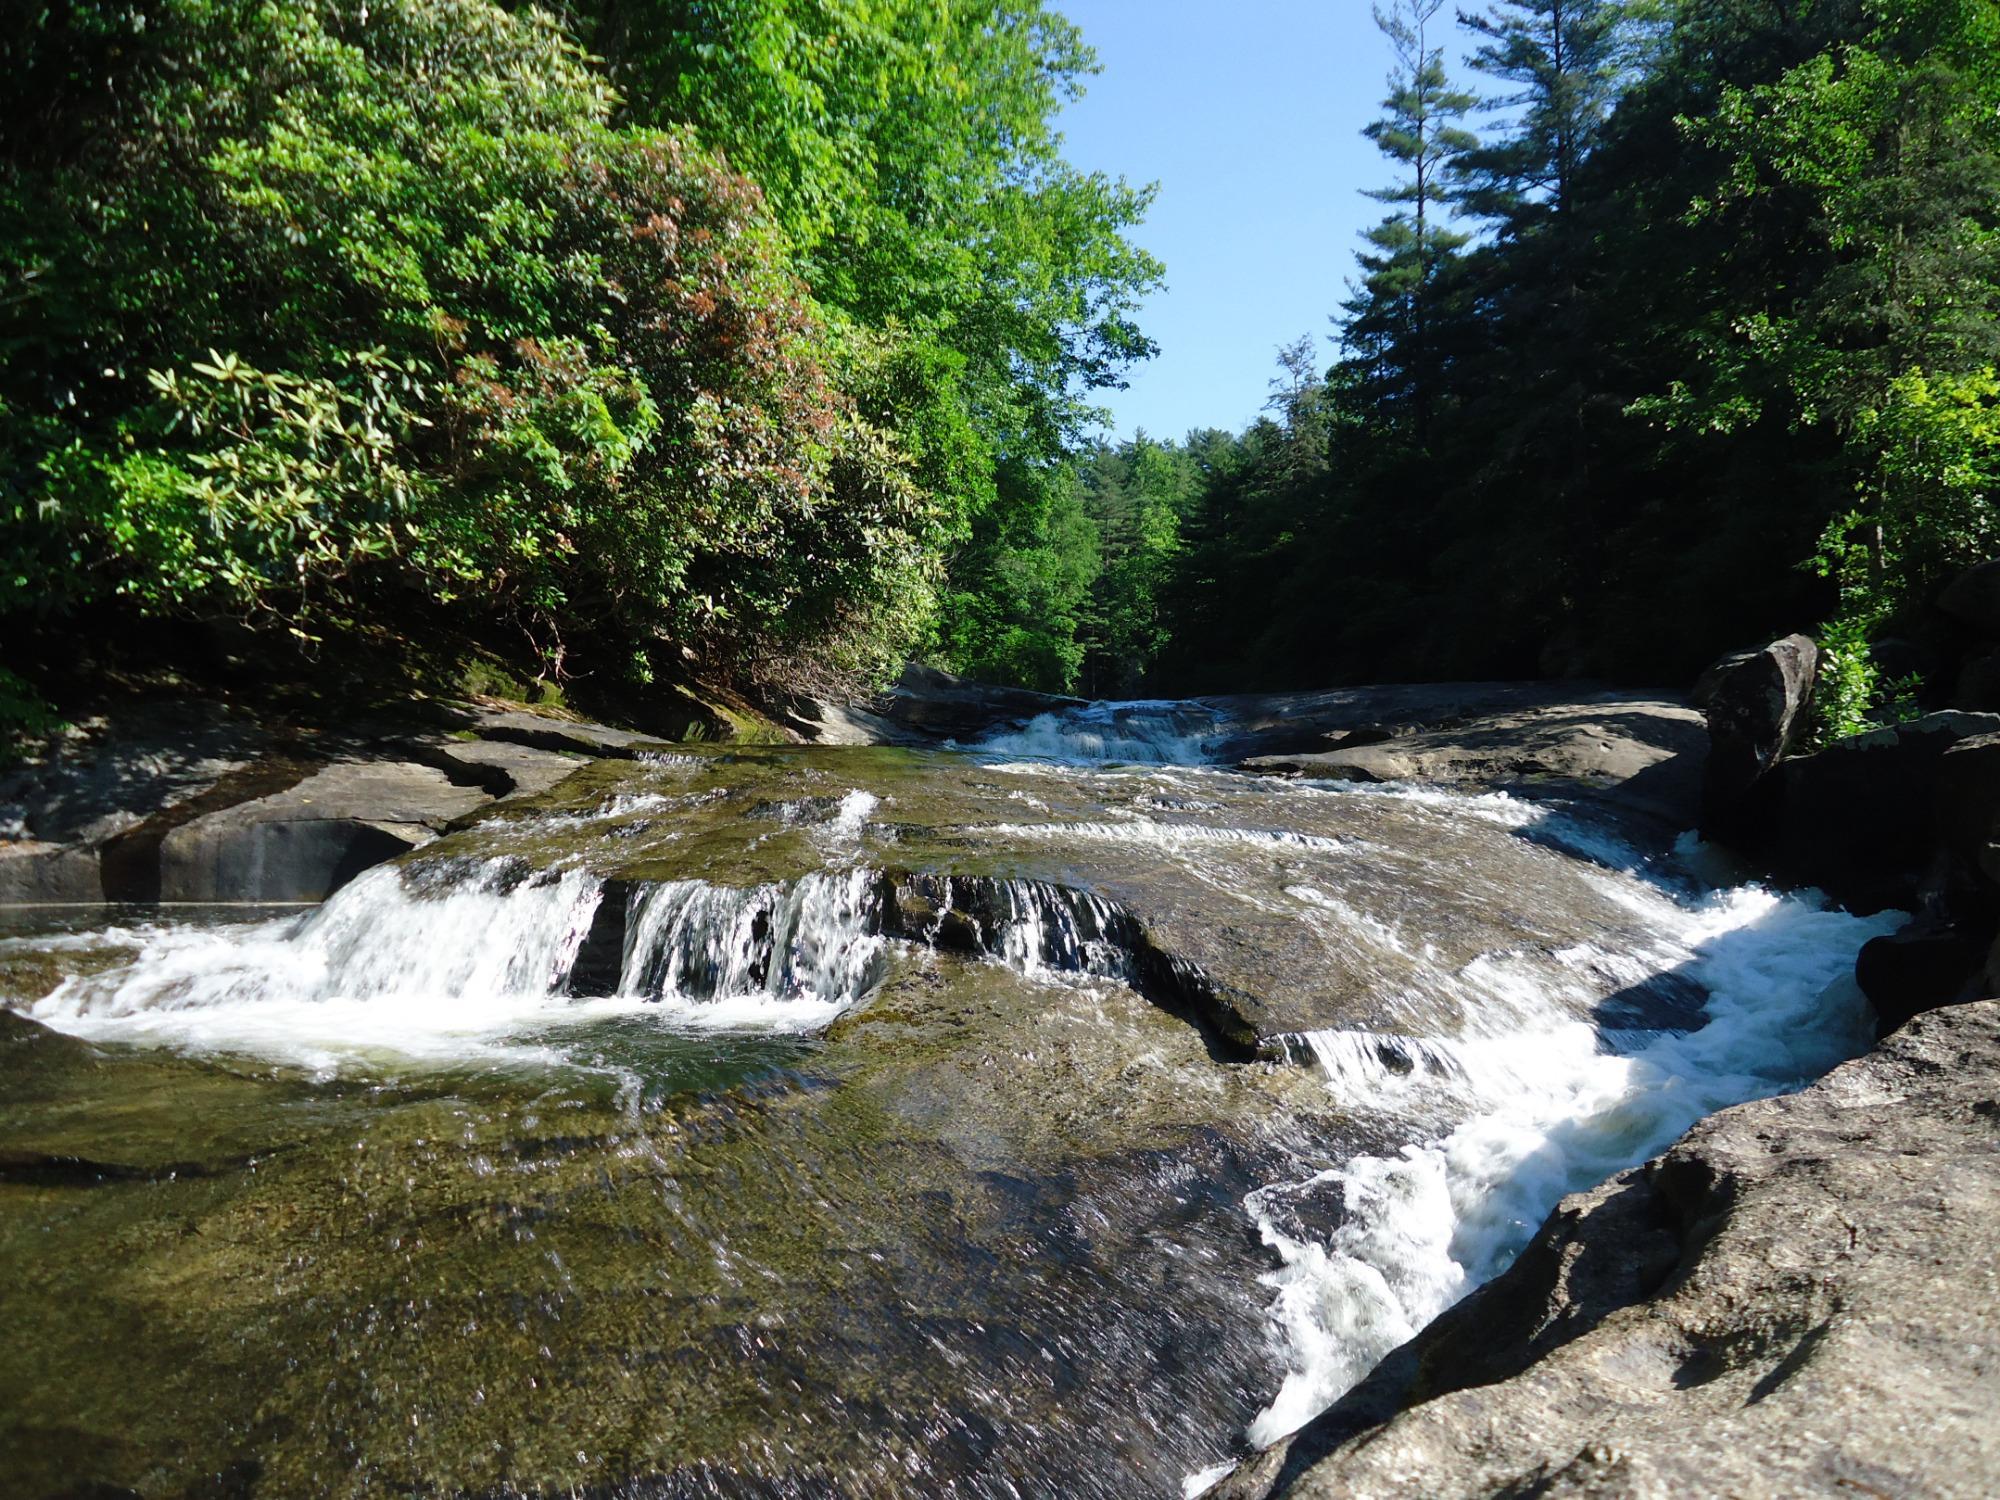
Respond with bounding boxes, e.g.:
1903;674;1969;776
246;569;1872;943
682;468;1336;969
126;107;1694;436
1074;0;1999;732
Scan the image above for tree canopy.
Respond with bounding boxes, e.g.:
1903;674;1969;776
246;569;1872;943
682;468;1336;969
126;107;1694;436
2;0;1162;701
6;0;1996;726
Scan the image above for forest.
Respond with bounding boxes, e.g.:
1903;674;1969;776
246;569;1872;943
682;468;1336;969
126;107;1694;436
4;0;1998;737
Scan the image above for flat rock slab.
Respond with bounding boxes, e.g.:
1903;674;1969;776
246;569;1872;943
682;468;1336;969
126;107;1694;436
454;705;676;759
1236;1000;2000;1500
158;761;491;902
440;745;1711;1051
781;696;932;747
1201;681;1615;754
0;718;267;848
1232;690;1707;832
0;842;105;903
420;737;587;798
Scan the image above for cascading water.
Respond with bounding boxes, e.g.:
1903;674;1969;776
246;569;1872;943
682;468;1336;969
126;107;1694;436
616;869;890;1030
969;699;1221;764
1239;874;1895;1447
0;706;1900;1499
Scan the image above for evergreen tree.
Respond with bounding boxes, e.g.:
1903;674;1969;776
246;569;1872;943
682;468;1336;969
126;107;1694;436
1456;0;1625;233
1344;0;1478;450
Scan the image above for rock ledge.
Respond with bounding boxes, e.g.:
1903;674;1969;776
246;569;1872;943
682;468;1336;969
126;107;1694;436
1228;1001;2000;1500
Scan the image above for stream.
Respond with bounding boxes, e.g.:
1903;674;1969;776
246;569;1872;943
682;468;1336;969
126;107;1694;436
0;704;1900;1498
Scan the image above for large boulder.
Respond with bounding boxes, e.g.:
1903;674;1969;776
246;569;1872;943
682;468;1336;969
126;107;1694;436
0;843;104;903
1237;693;1708;834
1936;731;2000;886
409;737;586;799
1764;711;2000;913
1855;917;1990;1034
1698;633;1817;842
1232;1002;2000;1500
1939;558;2000;638
1689;649;1756;709
0;715;267;849
153;761;490;902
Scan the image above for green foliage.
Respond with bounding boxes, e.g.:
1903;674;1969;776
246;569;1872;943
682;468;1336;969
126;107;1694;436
1075;436;1189;694
1809;610;1884;744
0;667;63;758
561;0;1164;686
1458;0;1626;228
1344;0;1479;451
934;483;1101;693
1;0;1064;693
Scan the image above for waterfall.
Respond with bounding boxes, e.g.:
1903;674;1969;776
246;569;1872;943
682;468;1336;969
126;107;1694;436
23;859;1180;1064
28;858;607;1071
615;869;890;1030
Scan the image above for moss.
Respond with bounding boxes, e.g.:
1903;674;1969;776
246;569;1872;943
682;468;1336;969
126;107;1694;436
0;937;1332;1497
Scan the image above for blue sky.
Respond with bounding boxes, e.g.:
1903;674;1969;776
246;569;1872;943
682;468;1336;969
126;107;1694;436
1054;1;1416;442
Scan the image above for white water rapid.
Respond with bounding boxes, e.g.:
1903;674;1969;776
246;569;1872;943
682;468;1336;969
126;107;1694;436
1238;840;1898;1446
968;698;1220;764
7;704;1903;1494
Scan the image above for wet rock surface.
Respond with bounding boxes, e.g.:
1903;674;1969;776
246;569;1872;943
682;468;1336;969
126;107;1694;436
1228;1001;2000;1500
874;663;1088;742
0;941;1333;1499
1;682;1961;1500
1229;689;1705;835
0;699;642;905
443;744;1710;1049
153;759;493;902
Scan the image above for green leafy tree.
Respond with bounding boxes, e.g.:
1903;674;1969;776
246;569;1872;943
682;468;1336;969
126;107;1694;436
1076;435;1189;694
556;0;1165;687
1;0;957;692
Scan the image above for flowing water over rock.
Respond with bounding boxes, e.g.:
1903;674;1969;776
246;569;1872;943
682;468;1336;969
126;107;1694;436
0;709;1901;1498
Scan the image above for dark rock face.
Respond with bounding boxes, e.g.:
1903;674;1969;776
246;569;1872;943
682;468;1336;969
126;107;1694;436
1937;731;2000;885
442;704;672;759
1698;634;1817;843
1763;711;2000;914
1;702;617;906
1690;649;1757;709
1231;1002;2000;1500
153;761;491;903
1955;651;2000;712
1939;558;2000;638
1855;918;1989;1033
875;663;1085;741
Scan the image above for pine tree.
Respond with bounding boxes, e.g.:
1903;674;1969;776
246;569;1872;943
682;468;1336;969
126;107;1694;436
1456;0;1625;234
1343;0;1478;450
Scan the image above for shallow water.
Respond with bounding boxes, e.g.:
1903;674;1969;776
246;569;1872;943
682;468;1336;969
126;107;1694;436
0;711;1899;1498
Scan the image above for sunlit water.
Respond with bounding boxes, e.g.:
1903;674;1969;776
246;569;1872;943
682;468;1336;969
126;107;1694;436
0;705;1899;1497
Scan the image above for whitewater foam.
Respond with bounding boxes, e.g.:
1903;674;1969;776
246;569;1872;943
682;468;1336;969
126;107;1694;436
967;700;1219;765
1243;879;1903;1446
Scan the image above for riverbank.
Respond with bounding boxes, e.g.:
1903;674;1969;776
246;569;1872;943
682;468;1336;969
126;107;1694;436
1;670;1711;906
